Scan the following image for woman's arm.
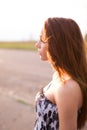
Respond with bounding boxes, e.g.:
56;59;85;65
54;81;82;130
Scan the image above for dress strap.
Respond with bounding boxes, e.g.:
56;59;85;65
42;81;52;94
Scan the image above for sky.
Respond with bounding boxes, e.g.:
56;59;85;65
0;0;87;41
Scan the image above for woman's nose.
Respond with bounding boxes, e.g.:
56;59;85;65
35;41;40;48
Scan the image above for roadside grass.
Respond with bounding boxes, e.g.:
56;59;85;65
0;41;36;51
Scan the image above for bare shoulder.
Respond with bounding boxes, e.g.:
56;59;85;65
54;79;82;110
53;79;83;129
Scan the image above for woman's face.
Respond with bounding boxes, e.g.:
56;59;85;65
35;35;48;61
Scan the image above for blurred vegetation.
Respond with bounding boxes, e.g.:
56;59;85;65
0;41;36;51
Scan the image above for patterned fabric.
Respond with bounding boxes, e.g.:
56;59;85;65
34;86;59;130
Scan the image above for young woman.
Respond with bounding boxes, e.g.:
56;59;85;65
34;17;87;130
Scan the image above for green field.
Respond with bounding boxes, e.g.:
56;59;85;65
0;41;36;51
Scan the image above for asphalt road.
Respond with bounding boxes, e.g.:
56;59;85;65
0;49;86;130
0;49;52;130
